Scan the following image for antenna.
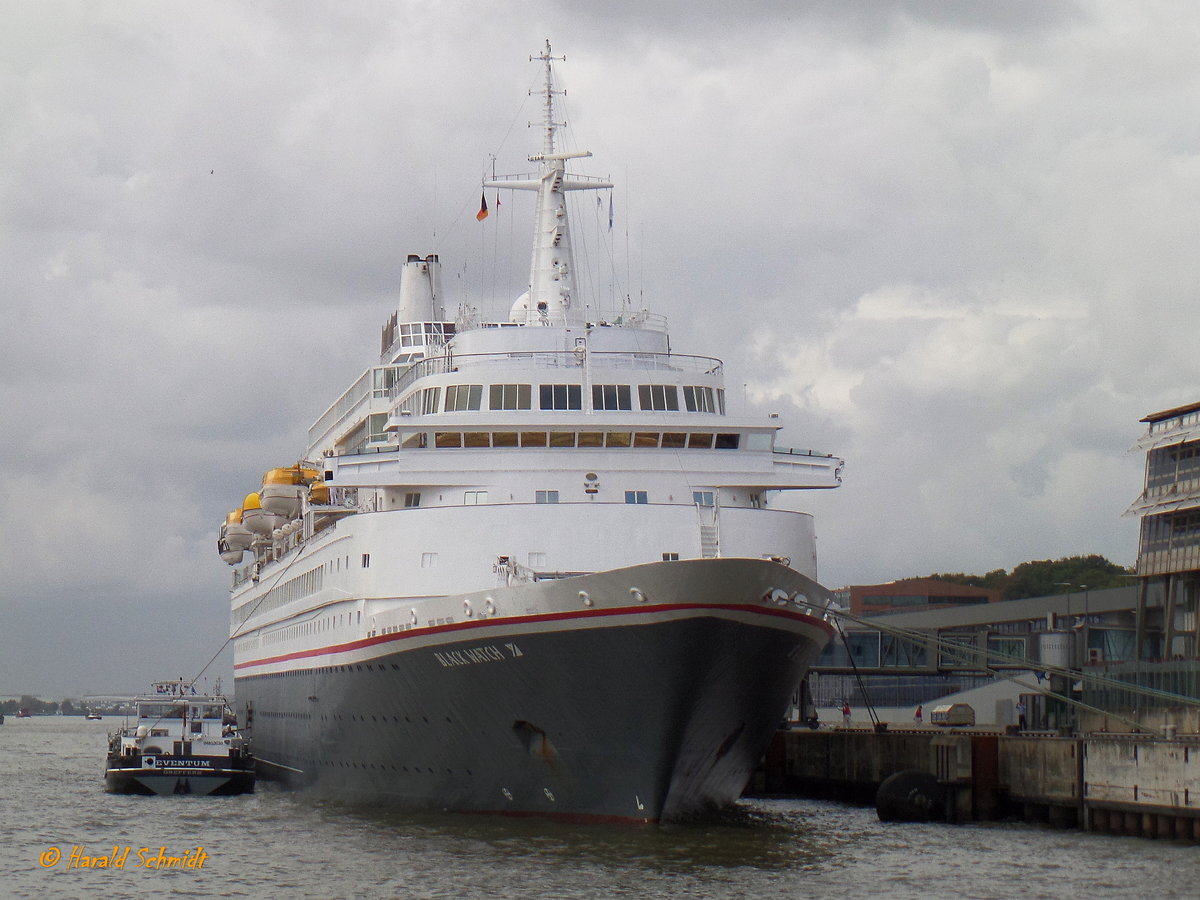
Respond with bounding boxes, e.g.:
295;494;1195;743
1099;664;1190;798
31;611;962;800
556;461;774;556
486;42;612;326
531;40;566;157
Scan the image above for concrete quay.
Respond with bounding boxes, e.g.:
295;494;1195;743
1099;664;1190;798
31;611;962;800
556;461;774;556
753;726;1200;841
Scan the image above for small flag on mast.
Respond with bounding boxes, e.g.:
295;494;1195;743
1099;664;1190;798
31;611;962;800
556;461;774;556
608;195;614;231
476;192;489;221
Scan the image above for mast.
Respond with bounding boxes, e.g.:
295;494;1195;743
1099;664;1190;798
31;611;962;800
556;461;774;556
485;40;612;326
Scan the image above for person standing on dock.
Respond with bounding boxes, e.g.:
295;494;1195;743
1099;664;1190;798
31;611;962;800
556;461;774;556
914;705;923;725
842;701;851;726
1016;700;1027;730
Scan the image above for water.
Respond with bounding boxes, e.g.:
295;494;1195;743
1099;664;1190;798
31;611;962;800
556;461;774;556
1;718;1193;899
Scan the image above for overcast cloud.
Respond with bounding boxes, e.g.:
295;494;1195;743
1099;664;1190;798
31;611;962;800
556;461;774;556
3;1;1194;696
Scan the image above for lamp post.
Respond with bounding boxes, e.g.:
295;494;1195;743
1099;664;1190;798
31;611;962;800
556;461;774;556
1047;582;1077;731
1055;582;1073;626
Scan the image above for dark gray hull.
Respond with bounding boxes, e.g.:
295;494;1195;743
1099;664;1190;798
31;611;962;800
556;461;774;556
235;559;833;823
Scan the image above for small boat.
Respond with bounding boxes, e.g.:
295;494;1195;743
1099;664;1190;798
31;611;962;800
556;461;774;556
16;708;32;718
105;680;254;796
85;712;102;721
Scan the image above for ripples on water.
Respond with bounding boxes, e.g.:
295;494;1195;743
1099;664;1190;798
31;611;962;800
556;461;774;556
1;718;1193;899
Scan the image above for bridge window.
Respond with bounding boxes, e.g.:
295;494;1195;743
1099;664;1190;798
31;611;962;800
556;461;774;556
445;384;483;411
592;384;632;411
540;384;582;410
683;386;716;413
625;490;648;504
490;384;532;410
638;384;679;411
535;490;559;504
417;387;441;415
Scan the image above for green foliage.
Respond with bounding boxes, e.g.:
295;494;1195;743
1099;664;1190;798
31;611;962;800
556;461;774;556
0;695;60;715
928;555;1133;601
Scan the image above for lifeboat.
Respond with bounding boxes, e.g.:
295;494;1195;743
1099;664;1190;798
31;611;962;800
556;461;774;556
241;491;285;537
218;509;254;565
260;465;321;518
309;482;330;505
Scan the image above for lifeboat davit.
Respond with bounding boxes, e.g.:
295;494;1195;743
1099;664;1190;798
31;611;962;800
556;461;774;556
241;491;285;536
218;508;254;565
260;465;321;518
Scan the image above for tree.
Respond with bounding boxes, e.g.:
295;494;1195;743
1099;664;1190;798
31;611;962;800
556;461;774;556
926;555;1133;601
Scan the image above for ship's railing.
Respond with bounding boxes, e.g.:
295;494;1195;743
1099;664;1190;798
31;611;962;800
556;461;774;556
455;309;670;335
387;350;722;403
774;447;844;483
774;446;840;460
308;319;675;447
308;363;416;448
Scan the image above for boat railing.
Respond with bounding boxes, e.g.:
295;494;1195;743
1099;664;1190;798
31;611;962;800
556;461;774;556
308;363;420;449
387;350;722;403
455;309;670;335
773;446;840;460
308;320;679;447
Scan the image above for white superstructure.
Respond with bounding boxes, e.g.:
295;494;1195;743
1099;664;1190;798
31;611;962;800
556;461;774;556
218;43;842;822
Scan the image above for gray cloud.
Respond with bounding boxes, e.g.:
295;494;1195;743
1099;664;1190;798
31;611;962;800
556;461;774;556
1;1;1191;695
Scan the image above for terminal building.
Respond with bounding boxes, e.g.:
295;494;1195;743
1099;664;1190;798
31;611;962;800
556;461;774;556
809;401;1200;732
1124;400;1200;657
835;579;1000;617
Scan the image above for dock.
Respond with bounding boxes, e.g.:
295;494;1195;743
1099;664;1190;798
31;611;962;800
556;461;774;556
754;726;1200;841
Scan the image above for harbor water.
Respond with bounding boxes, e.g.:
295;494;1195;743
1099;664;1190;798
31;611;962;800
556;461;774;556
1;717;1194;899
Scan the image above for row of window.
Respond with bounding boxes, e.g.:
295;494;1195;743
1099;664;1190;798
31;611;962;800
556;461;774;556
398;429;753;450
233;564;326;626
402;383;726;415
860;594;992;609
1140;511;1200;553
819;633;1033;669
262;610;364;646
1147;441;1200;491
399;489;725;507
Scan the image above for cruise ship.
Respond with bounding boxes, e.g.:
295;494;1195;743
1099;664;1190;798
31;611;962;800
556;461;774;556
219;43;842;823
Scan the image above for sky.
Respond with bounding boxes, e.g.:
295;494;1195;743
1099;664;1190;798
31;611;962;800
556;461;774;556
3;0;1197;696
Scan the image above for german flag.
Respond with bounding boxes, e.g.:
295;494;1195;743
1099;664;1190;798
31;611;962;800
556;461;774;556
476;192;489;221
